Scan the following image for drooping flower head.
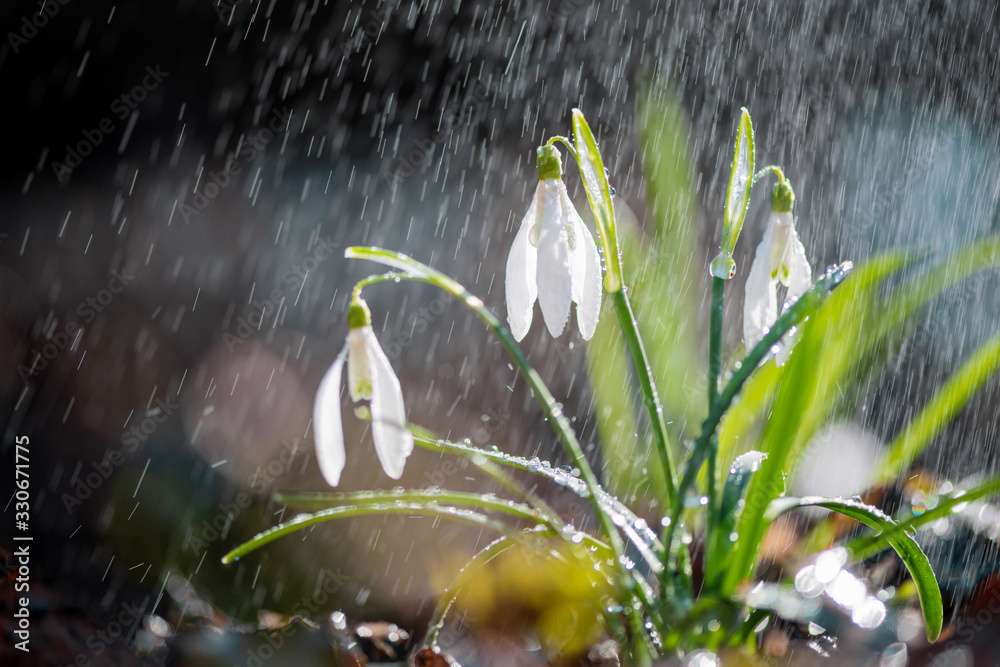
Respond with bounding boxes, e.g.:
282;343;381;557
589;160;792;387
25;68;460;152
505;145;603;341
743;179;811;363
313;296;413;486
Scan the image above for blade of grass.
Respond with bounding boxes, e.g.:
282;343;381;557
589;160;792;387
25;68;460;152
765;496;942;642
874;330;1000;485
221;503;521;564
274;489;558;529
724;252;913;596
849;472;1000;560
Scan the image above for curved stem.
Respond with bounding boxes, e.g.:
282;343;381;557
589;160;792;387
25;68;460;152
423;535;518;647
751;165;785;186
221;503;520;564
347;247;650;645
612;290;677;502
545;135;579;162
704;276;725;567
404;420;562;524
666;264;853;585
274;489;558;531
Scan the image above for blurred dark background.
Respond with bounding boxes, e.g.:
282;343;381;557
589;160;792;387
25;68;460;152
1;0;999;664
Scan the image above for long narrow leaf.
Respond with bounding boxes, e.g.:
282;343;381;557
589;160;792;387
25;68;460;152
725;253;913;595
850;473;1000;560
275;489;553;527
572;109;621;291
874;330;1000;485
221;503;518;564
766;496;942;642
411;433;665;573
720;108;754;258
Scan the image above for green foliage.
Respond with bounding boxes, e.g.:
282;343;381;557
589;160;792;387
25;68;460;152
221;104;1000;665
766;496;942;641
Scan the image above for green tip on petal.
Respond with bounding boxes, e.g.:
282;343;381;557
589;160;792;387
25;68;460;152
347;298;371;329
536;145;563;180
771;179;795;213
710;253;737;280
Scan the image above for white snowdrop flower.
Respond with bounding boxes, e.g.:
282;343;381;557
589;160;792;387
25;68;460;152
505;145;603;342
743;180;811;363
313;298;413;486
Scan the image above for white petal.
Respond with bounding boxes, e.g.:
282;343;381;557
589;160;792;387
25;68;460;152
505;184;540;341
536;180;573;337
743;237;778;352
561;188;602;340
363;327;413;480
347;328;371;401
313;344;349;487
783;225;812;304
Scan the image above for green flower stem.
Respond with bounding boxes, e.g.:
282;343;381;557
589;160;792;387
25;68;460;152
221;503;520;564
612;289;678;503
346;250;606;514
346;247;652;648
751;165;786;187
274;489;557;531
545;135;579;162
395;418;562;523
704;276;725;564
667;264;853;586
848;472;1000;561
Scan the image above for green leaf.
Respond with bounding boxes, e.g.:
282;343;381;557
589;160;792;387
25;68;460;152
724;239;1000;599
724;252;913;594
874;332;1000;486
571;108;622;291
705;451;767;587
274;489;552;526
720;108;755;260
409;432;665;575
850;472;1000;560
670;263;853;585
718;237;1000;478
221;503;519;564
766;496;942;642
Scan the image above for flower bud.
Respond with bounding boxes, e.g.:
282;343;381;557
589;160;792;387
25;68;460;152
536;145;563;181
347;297;372;329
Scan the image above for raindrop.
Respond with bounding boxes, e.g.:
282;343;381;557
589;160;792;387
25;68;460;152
814;547;847;584
852;597;887;629
826;570;867;611
879;642;908;667
685;650;719;667
794;565;825;597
